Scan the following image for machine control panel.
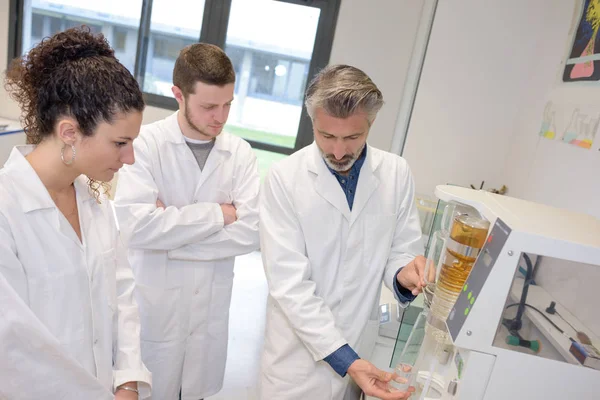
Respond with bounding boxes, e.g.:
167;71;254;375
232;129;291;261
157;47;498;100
447;218;512;341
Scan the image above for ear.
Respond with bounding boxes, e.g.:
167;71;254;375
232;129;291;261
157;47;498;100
172;86;185;107
56;118;79;145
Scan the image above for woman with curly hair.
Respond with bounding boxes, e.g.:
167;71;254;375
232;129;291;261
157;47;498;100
0;27;151;399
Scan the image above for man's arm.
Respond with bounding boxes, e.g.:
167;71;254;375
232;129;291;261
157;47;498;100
167;146;260;261
324;163;424;379
383;162;425;305
114;136;224;251
260;167;347;361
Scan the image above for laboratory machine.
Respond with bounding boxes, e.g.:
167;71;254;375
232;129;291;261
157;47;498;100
391;185;600;399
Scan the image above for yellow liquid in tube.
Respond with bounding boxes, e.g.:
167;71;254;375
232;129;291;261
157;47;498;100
428;214;489;342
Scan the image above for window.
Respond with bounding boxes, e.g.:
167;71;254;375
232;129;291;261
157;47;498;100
112;27;128;51
245;55;309;105
16;0;143;72
30;13;44;39
141;0;206;96
224;0;321;150
9;0;341;163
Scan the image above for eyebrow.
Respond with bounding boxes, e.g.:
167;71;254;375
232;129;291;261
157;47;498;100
200;98;235;107
318;129;364;138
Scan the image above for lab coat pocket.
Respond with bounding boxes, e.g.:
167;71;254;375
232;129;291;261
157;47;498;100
134;282;182;342
364;213;397;269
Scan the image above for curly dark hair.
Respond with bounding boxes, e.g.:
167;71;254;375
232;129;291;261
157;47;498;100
4;26;144;199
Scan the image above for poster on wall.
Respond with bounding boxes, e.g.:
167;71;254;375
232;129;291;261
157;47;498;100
539;100;599;149
563;0;600;82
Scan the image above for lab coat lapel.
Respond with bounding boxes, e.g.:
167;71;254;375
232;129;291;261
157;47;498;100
193;133;230;194
162;113;209;198
57;176;97;251
350;146;381;227
7;146;87;250
307;143;351;222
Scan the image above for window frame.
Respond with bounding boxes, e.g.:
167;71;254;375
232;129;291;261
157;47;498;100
8;0;341;155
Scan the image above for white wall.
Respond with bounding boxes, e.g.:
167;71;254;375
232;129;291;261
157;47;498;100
501;1;600;219
402;0;573;197
328;0;424;152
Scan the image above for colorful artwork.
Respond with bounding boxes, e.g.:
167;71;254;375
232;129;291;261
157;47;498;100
564;0;600;82
539;102;557;139
562;108;599;148
539;101;598;149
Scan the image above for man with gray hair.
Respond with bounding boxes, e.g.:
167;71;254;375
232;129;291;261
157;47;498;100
259;64;428;400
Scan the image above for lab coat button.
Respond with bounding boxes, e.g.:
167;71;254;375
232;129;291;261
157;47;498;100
93;339;98;345
193;200;198;203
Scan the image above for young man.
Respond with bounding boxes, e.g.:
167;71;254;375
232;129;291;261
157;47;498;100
259;65;428;400
114;43;260;400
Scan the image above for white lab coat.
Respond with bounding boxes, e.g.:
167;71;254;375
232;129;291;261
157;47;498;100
0;146;151;399
259;143;423;400
114;112;260;400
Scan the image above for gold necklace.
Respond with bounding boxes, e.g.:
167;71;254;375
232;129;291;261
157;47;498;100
49;186;78;217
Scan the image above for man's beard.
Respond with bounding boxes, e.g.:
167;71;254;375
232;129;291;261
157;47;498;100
184;101;221;138
320;143;365;173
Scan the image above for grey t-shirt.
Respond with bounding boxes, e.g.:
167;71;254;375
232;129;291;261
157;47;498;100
185;139;215;171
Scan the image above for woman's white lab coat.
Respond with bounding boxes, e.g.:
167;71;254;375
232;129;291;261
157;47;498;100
0;146;151;399
113;112;260;400
259;143;423;400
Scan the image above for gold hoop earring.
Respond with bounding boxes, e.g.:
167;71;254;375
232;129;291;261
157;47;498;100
61;144;76;165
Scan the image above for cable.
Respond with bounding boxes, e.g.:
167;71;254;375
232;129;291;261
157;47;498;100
506;303;577;342
532;255;542;282
515;253;534;326
506;253;534;333
546;301;588;342
505;303;565;334
555;310;578;335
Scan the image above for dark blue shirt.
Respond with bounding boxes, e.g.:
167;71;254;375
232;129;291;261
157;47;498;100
322;146;417;377
325;146;367;210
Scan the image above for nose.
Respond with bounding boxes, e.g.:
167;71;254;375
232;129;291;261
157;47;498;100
332;140;347;160
213;106;229;125
121;145;135;165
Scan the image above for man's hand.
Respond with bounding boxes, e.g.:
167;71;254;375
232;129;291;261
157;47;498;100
156;198;165;209
396;255;432;296
220;204;238;225
114;390;138;400
114;382;138;400
347;359;414;400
